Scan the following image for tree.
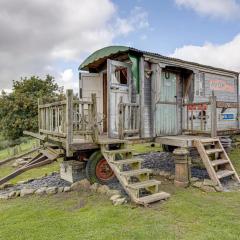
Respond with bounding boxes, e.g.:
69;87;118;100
0;75;62;140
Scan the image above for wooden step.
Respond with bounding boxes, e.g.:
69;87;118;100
120;169;152;177
206;149;223;155
216;170;235;179
138;192;170;204
104;149;133;155
211;159;229;167
128;180;161;190
98;139;127;145
200;138;219;143
113;158;143;166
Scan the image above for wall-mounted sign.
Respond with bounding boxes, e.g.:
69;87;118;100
209;80;235;93
187;104;207;111
220;113;235;120
217;101;239;108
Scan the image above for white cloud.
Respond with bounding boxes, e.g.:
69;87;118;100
171;34;240;72
0;1;149;92
113;7;149;36
175;0;240;19
60;69;74;83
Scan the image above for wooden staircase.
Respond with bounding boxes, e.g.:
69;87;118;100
194;138;240;189
100;142;170;205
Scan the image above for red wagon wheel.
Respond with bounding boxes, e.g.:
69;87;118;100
86;151;116;184
95;158;114;181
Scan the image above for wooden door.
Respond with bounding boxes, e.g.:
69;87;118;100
107;59;131;138
155;71;178;136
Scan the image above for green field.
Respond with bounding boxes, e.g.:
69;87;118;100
0;143;240;239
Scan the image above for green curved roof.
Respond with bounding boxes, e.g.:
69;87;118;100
79;46;130;70
79;45;238;75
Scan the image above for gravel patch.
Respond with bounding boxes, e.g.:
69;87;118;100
0;172;70;195
0;152;211;196
139;151;209;179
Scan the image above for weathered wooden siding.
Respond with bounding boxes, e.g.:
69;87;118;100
192;72;238;131
139;60;153;138
143;66;152;137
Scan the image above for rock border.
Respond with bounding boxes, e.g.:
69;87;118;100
0;178;127;206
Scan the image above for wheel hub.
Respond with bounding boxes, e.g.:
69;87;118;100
95;158;114;181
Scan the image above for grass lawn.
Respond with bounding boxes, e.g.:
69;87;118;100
0;138;38;161
130;142;162;154
0;143;240;239
0;137;60;184
0;188;240;240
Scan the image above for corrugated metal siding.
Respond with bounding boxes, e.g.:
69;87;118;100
156;104;177;135
156;71;178;135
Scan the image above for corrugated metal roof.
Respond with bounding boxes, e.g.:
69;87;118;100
79;46;239;75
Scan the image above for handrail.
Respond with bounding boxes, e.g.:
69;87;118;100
38;100;66;108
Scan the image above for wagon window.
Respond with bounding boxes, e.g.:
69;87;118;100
114;66;128;85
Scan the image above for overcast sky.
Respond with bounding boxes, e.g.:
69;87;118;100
0;0;240;93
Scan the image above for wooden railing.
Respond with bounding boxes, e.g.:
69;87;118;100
183;95;240;137
118;97;140;139
38;90;98;156
183;100;212;135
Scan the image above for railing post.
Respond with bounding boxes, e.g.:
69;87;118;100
91;93;99;143
38;98;42;133
210;93;217;138
66;89;73;157
118;97;124;140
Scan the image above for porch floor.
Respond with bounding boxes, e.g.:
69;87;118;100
70;135;128;151
155;135;213;148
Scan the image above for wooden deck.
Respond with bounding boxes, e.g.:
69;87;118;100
155;135;212;148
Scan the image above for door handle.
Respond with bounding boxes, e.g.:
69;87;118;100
111;86;119;90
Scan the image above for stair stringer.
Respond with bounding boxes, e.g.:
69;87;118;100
100;145;143;204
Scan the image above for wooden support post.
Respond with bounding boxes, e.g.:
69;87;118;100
91;93;99;143
38;98;42;133
66;89;73;157
139;57;145;138
173;148;190;188
118;97;124;140
210;94;217;138
191;110;193;131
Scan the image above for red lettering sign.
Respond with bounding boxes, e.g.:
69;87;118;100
187;104;207;111
209;80;235;93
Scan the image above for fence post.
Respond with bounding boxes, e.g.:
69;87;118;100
91;93;99;143
118;97;124;140
66;89;73;157
38;98;42;133
210;93;217;138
